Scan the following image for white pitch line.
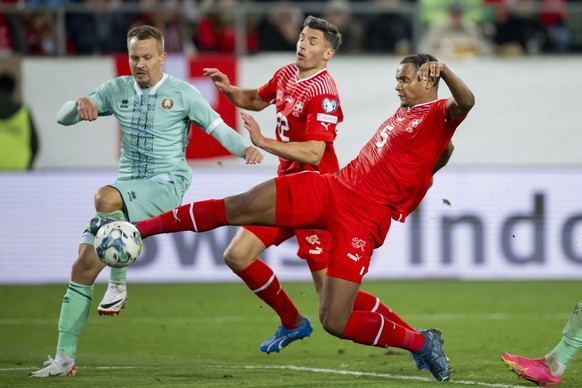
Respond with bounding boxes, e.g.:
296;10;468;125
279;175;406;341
227;365;531;388
4;363;530;387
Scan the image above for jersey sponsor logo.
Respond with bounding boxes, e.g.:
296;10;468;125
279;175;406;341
347;252;362;262
317;113;338;124
309;247;323;255
161;98;174;110
322;98;338;113
351;237;366;251
120;99;129;109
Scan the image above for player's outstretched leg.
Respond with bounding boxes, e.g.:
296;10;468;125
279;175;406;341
260;316;314;354
414;329;451;382
502;353;562;386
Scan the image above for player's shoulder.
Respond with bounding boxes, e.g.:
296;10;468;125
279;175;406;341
161;75;200;94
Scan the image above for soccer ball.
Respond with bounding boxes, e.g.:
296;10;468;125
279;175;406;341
94;221;142;268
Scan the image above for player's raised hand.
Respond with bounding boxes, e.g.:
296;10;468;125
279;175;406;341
76;97;98;121
242;146;263;165
240;112;266;148
418;61;447;82
203;68;232;94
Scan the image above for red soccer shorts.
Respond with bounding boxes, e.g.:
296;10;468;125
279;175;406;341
274;172;392;284
243;225;330;272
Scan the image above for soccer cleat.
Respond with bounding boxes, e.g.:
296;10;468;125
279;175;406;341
411;327;429;371
29;356;76;377
97;282;128;316
87;217;117;236
502;353;562;386
415;328;450;381
260;317;313;354
412;351;430;371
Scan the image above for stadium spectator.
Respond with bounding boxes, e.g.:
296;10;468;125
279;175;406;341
131;0;186;54
256;1;303;52
490;0;549;55
127;53;476;382
419;0;486;26
540;0;569;53
195;0;258;54
0;72;39;170
66;0;133;55
322;0;363;54
502;300;582;386
420;2;490;58
363;0;413;54
0;0;26;54
29;24;262;378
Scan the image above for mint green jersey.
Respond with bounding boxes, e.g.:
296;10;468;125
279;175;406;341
89;74;224;190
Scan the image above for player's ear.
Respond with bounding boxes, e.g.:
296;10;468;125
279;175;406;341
323;48;335;61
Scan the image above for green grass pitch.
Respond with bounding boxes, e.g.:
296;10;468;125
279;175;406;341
1;280;580;387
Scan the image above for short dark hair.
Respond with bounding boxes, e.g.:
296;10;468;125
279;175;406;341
303;15;342;50
400;54;440;86
127;25;164;54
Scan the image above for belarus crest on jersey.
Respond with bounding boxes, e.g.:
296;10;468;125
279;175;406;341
161;98;174;110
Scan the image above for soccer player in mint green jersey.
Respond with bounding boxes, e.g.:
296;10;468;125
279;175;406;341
29;25;263;378
502;301;582;386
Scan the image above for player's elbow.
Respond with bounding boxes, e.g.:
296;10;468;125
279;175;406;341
459;93;476;115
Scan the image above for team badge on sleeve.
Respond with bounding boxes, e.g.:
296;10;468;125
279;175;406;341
322;98;338;113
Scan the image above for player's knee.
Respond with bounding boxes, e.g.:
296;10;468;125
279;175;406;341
319;308;346;337
223;244;253;272
94;186;123;212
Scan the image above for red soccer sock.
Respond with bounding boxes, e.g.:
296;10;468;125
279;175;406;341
136;199;227;238
353;289;414;330
236;259;299;329
342;311;425;352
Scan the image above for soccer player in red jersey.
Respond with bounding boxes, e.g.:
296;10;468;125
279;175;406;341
117;53;475;381
203;16;417;356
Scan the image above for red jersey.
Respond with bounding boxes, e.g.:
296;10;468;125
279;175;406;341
258;64;343;176
337;99;463;222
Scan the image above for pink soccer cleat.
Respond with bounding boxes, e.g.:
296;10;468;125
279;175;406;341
502;352;561;386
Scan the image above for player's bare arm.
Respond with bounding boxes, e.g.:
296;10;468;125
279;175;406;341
75;97;98;121
203;67;269;112
419;62;475;120
240;112;325;166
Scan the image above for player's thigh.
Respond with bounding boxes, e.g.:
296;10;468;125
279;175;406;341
111;179;182;221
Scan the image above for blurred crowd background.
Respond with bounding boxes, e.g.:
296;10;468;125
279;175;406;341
0;0;579;57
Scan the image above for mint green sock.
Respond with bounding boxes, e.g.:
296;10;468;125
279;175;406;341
549;302;582;365
96;210;127;284
56;281;93;358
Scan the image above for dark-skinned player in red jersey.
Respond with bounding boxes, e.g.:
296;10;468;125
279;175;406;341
93;53;475;382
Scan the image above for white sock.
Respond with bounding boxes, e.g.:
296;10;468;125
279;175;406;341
545;354;566;376
55;354;74;366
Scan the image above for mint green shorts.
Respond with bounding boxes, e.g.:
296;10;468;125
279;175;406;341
80;177;186;245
